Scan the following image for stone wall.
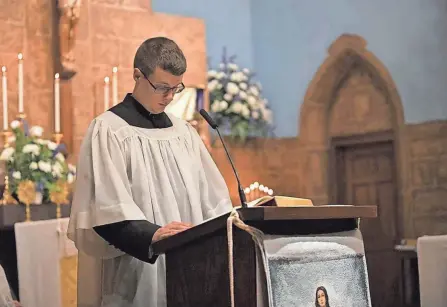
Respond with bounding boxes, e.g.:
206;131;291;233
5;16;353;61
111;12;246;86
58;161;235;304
213;119;447;238
406;120;447;237
211;137;302;204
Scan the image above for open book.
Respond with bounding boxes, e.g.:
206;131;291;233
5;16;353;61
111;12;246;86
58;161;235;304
246;195;314;207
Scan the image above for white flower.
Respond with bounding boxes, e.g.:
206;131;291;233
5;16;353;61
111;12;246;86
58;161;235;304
216;72;226;80
207;79;219;92
38;161;52;173
211;101;221;113
243;68;250;74
226;82;239;95
239;91;248;100
217;83;223;90
239;83;248;90
55;153;65;162
252;111;260;119
224;93;233;101
7;135;16;144
10;120;20;129
230;102;243;114
36;139;48;145
52;162;64;178
0;147;14;161
207;70;217;78
29;162;38;170
12;171;21;180
247;96;257;107
68;164;76;174
219;100;228;110
241;105;250;118
228;63;238;71
29;126;44;137
22;144;40;156
249;86;259;97
67;173;75;184
230;72;244;82
219;63;225;69
47;142;57;151
261;107;273;124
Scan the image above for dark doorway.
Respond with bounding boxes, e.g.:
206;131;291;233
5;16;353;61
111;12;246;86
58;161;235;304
333;134;401;306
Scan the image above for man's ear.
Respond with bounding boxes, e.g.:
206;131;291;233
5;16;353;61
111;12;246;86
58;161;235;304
133;68;143;82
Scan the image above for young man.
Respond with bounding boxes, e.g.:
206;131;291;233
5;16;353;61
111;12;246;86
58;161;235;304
68;37;232;307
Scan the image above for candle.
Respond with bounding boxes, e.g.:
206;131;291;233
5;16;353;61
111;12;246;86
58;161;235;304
112;67;118;106
54;73;60;133
2;66;7;131
104;77;110;111
18;53;23;113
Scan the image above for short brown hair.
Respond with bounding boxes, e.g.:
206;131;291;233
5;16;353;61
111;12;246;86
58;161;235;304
133;37;187;77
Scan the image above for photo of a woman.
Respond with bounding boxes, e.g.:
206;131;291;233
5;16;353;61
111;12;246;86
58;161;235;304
315;286;330;307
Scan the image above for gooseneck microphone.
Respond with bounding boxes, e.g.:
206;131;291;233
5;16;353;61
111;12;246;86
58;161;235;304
199;109;248;208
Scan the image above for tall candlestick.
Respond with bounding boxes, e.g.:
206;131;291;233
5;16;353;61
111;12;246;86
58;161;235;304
2;66;7;131
54;73;60;133
18;53;23;113
112;67;118;106
104;77;110;111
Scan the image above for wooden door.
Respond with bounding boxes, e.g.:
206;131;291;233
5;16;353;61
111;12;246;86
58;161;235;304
336;140;401;307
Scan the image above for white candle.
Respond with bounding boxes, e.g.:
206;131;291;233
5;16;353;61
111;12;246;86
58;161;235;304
112;67;118;106
18;53;23;113
2;66;8;131
104;77;110;111
54;73;60;133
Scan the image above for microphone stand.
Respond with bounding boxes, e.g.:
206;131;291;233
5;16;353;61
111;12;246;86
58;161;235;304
199;109;248;208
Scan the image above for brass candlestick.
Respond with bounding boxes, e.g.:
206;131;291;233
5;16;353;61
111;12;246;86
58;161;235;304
56;203;61;219
1;131;17;205
53;133;63;145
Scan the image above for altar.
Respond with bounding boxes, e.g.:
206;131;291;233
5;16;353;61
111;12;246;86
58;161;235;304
0;203;72;301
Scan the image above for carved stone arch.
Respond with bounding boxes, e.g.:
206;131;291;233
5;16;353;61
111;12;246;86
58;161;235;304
298;34;408;233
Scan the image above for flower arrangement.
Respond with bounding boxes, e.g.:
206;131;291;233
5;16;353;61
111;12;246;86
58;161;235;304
207;50;274;143
0;120;76;205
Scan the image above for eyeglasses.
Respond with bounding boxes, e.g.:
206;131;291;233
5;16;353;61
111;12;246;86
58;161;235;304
140;71;185;95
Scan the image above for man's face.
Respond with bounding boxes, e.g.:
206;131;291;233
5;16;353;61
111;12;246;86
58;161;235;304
136;66;184;114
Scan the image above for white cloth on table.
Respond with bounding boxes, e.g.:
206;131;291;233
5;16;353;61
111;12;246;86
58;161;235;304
67;111;232;307
14;218;76;307
417;235;447;307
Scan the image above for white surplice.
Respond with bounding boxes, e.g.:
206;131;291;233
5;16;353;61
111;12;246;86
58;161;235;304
0;265;14;307
67;111;232;307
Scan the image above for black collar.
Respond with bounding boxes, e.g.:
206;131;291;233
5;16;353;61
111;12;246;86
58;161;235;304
109;93;173;129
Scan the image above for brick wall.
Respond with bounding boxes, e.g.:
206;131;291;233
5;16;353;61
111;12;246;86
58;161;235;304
0;0;55;133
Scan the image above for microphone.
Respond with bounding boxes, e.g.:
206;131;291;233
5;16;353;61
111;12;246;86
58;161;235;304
199;109;248;208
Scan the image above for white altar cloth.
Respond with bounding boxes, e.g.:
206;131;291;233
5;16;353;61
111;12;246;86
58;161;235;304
14;218;77;307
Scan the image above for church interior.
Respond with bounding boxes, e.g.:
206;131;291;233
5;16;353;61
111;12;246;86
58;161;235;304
0;1;446;307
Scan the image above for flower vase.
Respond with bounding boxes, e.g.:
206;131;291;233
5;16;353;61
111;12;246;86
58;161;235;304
34;191;43;205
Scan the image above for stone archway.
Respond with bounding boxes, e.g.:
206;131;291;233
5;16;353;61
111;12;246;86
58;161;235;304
298;33;409;306
298;34;407;223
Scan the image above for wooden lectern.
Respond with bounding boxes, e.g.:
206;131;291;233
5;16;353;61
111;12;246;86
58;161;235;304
152;206;377;307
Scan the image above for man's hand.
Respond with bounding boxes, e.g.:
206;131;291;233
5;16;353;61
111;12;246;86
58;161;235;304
152;221;192;242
